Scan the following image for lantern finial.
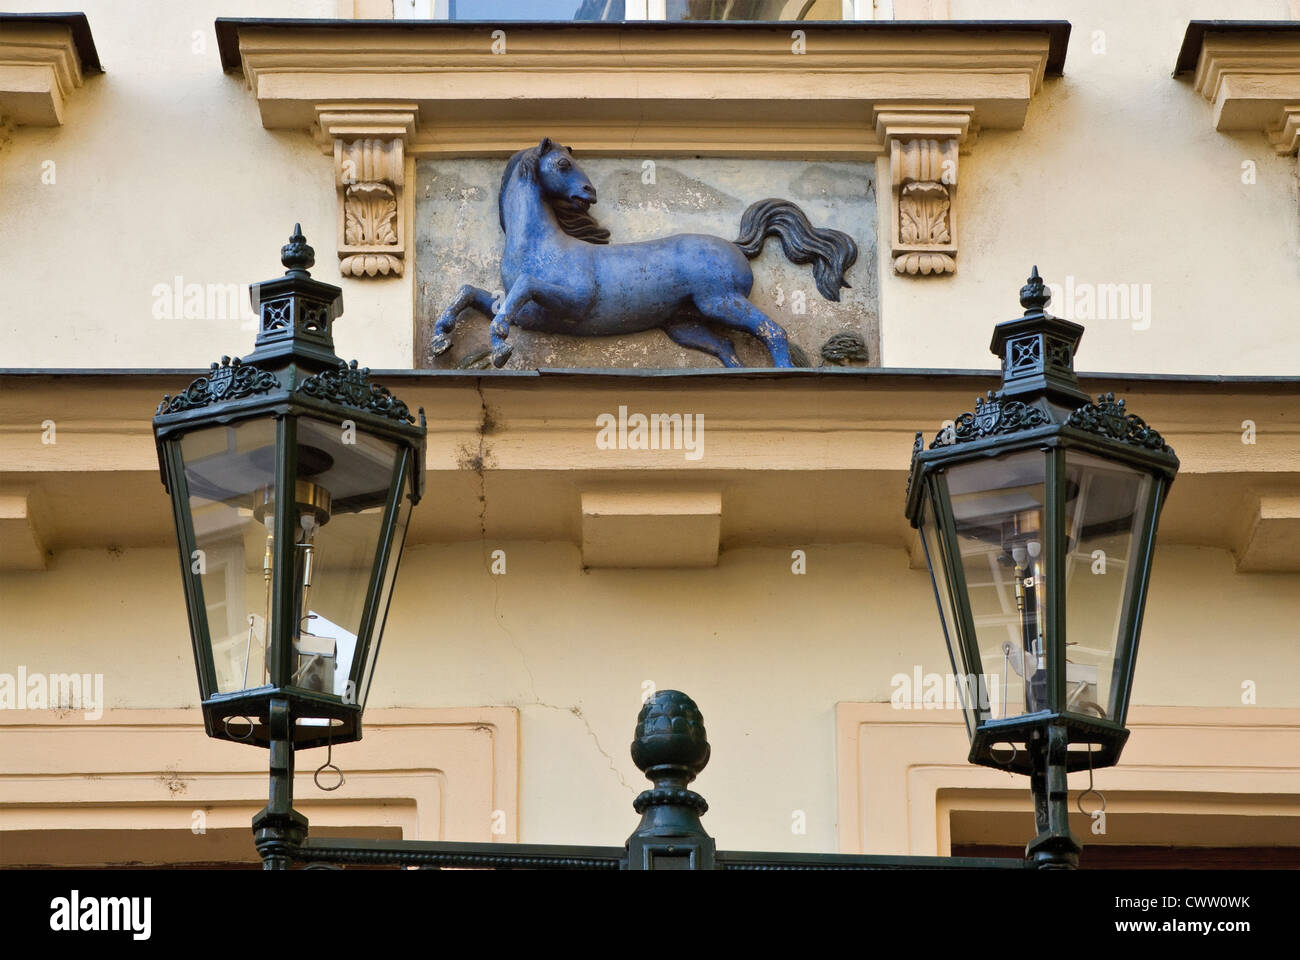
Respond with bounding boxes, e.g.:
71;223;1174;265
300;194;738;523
244;225;343;371
988;266;1090;408
281;224;315;277
1019;265;1050;312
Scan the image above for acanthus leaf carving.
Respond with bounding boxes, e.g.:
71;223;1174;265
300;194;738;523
898;181;951;245
343;183;398;247
879;114;967;278
328;123;412;280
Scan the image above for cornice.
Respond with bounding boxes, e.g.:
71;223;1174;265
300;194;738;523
219;19;1061;158
216;18;1064;279
1;372;1296;569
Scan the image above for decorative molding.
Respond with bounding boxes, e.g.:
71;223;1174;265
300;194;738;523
1182;26;1300;246
835;703;1300;856
318;104;416;279
0;707;520;863
8;373;1296;567
219;20;1058;158
0;23;88;128
1189;30;1300;156
1066;392;1174;455
218;22;1058;284
875;106;973;276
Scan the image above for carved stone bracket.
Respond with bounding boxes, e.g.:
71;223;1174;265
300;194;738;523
875;106;975;277
316;104;417;279
0;17;99;131
1183;27;1300;230
1188;30;1300;157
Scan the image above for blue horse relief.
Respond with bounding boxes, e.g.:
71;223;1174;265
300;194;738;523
429;138;859;369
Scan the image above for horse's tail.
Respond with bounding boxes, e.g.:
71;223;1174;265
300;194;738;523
733;199;858;302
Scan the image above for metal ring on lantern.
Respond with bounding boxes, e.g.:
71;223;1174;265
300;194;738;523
990;742;1018;767
224;715;255;741
1076;743;1107;818
314;726;345;791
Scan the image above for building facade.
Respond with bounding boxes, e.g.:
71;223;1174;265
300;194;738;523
1;0;1298;868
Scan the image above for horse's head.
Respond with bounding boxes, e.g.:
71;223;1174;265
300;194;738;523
501;137;610;244
534;138;597;211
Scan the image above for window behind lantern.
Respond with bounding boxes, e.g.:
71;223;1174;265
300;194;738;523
943;450;1050;725
180;419;279;697
1060;450;1154;725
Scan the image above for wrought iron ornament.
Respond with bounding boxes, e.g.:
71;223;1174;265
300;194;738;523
299;360;415;424
1067;392;1173;453
158;357;415;425
630;690;711;816
931;391;1050;448
156;356;279;415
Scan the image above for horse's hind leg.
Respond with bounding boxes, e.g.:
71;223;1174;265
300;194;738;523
431;284;495;358
692;292;793;367
663;320;743;368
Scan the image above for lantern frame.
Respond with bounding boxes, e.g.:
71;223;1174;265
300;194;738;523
152;227;425;751
905;269;1179;776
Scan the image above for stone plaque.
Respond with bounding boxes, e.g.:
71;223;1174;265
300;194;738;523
415;156;878;369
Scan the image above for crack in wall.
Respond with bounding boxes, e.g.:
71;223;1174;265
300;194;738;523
462;384;632;795
532;701;636;794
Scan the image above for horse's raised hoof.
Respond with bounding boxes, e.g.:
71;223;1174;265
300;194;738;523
491;344;513;368
430;334;452;357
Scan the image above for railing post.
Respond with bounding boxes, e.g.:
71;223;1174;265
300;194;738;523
625;690;716;870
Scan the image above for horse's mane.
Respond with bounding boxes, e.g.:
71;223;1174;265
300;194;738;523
499;140;611;245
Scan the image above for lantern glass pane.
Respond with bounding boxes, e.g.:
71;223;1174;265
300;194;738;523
1062;451;1153;723
180;419;279;696
359;464;414;708
285;417;400;703
919;494;975;738
945;451;1049;722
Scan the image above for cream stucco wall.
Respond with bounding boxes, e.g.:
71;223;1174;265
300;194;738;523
1;0;414;370
2;1;1298;863
3;540;1296;851
878;0;1300;376
2;1;1298;374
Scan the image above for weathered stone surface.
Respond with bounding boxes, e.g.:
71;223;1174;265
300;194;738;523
415;157;878;369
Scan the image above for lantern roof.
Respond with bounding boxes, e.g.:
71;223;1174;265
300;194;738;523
152;226;426;499
905;268;1179;524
